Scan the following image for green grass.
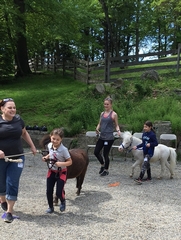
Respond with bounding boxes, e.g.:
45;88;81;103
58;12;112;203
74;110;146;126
1;71;181;137
0;73;88;133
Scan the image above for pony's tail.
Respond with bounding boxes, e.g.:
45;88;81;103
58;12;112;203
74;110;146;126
169;147;177;174
39;134;51;149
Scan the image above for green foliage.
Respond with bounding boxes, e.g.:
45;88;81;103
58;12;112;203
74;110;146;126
0;44;14;79
0;2;16;78
134;83;152;99
67;97;103;134
1;71;181;137
1;0;181;78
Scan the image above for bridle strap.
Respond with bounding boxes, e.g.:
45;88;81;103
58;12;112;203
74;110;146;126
121;137;133;153
46;159;62;178
46;159;57;169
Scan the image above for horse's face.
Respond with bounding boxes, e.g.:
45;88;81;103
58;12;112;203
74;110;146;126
119;132;133;150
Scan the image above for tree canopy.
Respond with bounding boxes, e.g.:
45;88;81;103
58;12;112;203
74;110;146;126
1;0;181;77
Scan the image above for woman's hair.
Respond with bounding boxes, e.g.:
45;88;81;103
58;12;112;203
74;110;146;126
0;98;14;107
104;96;112;104
144;120;156;133
50;128;64;138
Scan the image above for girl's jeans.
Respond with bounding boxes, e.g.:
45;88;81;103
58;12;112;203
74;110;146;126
0;156;25;201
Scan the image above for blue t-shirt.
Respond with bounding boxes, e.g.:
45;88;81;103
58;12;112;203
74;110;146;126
136;131;158;157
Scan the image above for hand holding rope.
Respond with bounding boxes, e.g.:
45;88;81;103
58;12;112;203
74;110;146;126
2;150;49;163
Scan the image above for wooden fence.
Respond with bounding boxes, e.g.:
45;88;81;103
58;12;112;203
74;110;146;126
29;45;181;84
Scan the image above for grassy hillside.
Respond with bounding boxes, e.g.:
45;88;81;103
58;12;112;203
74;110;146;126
0;72;181;137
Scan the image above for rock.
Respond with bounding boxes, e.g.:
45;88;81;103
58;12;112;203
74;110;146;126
141;70;160;82
95;84;106;94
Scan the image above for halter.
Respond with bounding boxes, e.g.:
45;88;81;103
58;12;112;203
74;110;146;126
121;136;143;154
120;137;133;153
45;158;57;170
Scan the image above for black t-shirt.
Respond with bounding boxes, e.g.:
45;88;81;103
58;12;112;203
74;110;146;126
0;114;25;156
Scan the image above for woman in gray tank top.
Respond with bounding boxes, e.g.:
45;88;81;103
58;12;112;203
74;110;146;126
94;97;121;176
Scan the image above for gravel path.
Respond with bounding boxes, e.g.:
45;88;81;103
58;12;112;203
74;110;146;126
1;151;181;240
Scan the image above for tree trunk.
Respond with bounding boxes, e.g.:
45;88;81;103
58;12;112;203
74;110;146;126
14;0;31;77
99;0;113;53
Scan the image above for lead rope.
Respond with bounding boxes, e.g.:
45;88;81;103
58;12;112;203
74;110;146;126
53;152;62;179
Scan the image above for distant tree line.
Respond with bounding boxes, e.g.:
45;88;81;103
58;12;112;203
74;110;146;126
1;0;181;78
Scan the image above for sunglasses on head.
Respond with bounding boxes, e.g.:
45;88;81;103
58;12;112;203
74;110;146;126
0;98;14;106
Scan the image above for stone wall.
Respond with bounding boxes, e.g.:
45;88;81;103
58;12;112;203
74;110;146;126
23;121;180;155
22;130;75;149
153;120;172;140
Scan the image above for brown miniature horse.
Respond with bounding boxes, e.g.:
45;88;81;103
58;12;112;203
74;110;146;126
40;135;89;201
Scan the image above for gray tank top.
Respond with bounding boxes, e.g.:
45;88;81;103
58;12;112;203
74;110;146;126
100;111;114;140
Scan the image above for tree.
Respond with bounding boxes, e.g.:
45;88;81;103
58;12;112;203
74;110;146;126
13;0;31;76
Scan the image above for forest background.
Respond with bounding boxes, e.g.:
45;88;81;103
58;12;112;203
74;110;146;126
0;0;181;142
1;0;181;77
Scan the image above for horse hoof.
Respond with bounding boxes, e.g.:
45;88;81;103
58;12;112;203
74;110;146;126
53;196;58;205
170;176;174;179
130;174;133;178
157;176;162;180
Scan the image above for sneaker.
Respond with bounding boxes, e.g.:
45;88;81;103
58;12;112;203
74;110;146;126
100;170;109;176
4;212;13;223
60;201;66;212
99;166;105;174
134;178;142;184
46;207;54;214
1;202;7;211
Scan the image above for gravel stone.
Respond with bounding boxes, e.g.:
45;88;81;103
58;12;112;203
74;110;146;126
1;150;181;240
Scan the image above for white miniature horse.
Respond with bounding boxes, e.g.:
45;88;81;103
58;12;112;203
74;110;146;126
119;131;177;179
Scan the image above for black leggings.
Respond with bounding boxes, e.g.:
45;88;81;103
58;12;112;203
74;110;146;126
94;138;114;170
46;170;67;208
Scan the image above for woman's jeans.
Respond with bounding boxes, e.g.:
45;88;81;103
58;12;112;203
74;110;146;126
0;156;25;201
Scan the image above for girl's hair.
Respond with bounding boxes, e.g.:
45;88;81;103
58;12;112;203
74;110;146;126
144;120;156;133
50;128;64;138
39;128;64;149
104;96;112;104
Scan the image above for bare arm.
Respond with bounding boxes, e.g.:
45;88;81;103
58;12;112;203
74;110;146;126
21;128;37;154
113;112;121;136
96;113;102;134
0;150;5;158
42;154;50;162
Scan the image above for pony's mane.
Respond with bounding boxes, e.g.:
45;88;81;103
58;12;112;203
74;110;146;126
123;131;132;137
39;134;51;149
121;131;132;141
